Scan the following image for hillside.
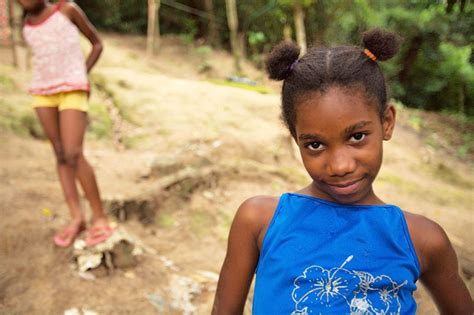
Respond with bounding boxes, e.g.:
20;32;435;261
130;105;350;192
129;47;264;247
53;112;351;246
0;34;472;314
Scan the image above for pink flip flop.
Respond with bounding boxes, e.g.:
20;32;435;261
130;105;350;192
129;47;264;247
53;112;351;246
53;223;86;247
85;225;114;246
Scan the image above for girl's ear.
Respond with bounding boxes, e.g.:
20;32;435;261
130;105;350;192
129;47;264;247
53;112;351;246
383;104;396;140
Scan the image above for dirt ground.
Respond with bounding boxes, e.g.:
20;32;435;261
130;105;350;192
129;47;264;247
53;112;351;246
0;34;473;314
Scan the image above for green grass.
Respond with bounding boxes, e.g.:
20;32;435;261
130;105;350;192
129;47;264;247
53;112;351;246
190;209;214;238
216;210;233;241
0;96;44;138
156;212;176;229
90;73;138;125
432;162;474;190
378;171;472;208
0;73;15;91
377;173;420;193
122;134;152;149
88;102;113;139
208;79;271;94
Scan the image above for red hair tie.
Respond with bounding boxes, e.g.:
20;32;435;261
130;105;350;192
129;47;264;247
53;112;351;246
364;48;377;61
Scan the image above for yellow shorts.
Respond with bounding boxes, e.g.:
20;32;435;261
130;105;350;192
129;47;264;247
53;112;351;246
32;91;89;112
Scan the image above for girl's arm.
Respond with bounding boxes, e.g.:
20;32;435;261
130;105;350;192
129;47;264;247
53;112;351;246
62;2;103;73
212;196;277;314
409;214;473;314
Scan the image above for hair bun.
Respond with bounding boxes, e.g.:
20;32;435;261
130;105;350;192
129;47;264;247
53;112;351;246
362;28;401;61
265;41;301;80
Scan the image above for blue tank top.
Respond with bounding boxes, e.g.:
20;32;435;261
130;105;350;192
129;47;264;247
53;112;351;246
253;193;420;315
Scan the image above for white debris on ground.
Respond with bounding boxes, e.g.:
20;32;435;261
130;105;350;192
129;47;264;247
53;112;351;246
197;270;219;282
71;225;219;313
77;271;96;281
124;271;136;279
76;253;102;273
64;308;98;315
72;226;152;275
146;292;166;312
73;226;135;253
145;270;219;313
159;255;179;271
169;275;202;315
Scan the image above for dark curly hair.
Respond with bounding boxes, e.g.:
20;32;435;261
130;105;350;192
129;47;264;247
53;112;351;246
265;28;401;138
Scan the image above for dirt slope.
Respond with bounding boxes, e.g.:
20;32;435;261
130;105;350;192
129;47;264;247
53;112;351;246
0;35;472;314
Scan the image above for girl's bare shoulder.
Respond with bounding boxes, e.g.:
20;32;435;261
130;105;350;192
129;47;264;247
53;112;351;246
236;196;280;225
234;196;281;247
402;210;453;273
58;2;84;21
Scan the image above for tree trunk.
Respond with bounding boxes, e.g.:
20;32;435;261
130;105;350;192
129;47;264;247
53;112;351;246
459;82;465;114
313;0;326;46
283;24;292;42
204;0;219;47
398;35;423;83
446;0;456;13
146;0;161;56
7;0;18;67
225;0;241;73
238;32;247;59
293;1;307;55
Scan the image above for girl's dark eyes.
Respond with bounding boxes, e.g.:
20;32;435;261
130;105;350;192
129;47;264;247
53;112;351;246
349;133;366;143
304;133;367;151
305;142;324;151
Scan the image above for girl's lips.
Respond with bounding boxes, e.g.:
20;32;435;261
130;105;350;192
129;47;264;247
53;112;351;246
326;179;363;195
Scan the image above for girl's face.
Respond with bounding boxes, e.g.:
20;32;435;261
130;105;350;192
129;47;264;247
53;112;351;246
295;86;395;205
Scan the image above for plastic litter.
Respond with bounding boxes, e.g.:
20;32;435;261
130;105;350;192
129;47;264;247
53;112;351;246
226;75;257;86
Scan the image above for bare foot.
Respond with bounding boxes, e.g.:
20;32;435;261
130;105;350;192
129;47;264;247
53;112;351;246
53;219;86;247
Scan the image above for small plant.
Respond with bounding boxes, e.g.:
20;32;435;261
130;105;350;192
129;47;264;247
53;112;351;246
248;31;266;68
179;32;195;46
20;114;43;138
88;102;113;140
408;112;423;131
457;133;473;158
195;45;213;73
156;212;175;229
0;74;15;91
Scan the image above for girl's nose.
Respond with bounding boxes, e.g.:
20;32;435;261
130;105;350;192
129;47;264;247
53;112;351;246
326;149;356;177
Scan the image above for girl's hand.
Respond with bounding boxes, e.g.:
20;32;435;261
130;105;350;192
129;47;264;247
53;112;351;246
212;196;279;314
60;2;103;73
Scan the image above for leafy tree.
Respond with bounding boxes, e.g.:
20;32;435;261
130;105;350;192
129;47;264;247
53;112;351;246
76;0;473;115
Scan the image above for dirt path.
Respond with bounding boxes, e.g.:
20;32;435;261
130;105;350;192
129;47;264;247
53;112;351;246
1;35;472;314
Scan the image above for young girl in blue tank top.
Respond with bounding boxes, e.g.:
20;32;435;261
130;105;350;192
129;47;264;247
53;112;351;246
212;29;472;314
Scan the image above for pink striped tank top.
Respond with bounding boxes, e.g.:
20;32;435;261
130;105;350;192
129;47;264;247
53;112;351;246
23;3;89;95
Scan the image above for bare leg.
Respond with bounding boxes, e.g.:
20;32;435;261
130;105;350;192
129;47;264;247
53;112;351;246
35;107;85;245
59;109;107;227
